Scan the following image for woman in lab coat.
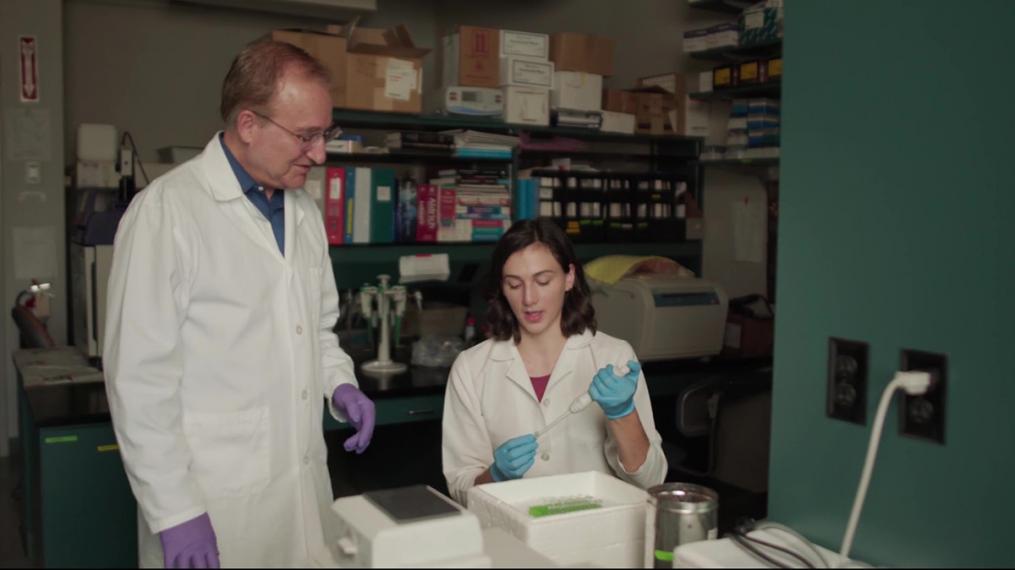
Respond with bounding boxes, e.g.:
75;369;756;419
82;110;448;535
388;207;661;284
442;219;667;505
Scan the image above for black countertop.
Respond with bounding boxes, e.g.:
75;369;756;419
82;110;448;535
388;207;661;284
18;344;770;429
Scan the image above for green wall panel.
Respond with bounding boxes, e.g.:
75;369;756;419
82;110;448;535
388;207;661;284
771;1;1014;566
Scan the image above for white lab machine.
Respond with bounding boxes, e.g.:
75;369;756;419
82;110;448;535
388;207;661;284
443;86;504;116
590;275;729;361
331;485;490;568
70;243;114;359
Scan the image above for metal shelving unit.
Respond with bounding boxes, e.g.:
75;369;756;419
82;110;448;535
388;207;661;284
690;82;781;101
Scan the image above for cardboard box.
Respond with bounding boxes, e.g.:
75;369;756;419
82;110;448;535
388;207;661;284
639;72;682;95
549;32;614;76
274;25;429;114
503;86;550;126
500;29;550;60
599;110;636;134
499;57;554;88
632;86;677;135
271;29;348;105
603;89;638;114
551;71;602;111
443;26;500;88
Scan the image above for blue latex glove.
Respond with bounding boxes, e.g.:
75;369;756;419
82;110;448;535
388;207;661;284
490;434;538;482
159;513;219;569
589;360;642;420
332;384;376;454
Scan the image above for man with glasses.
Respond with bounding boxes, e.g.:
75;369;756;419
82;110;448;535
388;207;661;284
103;40;374;568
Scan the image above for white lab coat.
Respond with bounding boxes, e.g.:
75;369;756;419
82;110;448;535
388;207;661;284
442;329;667;505
103;135;356;568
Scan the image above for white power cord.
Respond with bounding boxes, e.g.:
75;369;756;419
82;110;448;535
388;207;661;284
839;370;932;558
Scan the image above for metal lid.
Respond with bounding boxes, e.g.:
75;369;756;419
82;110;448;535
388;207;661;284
647;483;719;514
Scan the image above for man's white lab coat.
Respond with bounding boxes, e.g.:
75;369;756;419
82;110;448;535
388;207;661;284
442;329;667;505
104;135;356;567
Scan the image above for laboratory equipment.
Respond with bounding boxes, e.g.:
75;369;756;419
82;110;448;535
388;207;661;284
672;527;861;568
443;86;504;116
331;485;490;568
70;243;113;359
590;275;728;361
468;471;648;567
533;363;629;440
644;483;718;568
358;275;421;376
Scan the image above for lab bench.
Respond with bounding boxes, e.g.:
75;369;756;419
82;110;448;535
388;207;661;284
12;346;770;567
12;346;453;568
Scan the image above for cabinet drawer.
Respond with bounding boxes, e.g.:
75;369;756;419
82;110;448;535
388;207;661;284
323;394;444;431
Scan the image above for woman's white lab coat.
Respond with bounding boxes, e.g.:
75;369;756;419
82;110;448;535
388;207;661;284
103;135;356;567
442;329;668;505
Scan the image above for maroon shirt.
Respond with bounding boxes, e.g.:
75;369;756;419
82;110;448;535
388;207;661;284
530;374;551;402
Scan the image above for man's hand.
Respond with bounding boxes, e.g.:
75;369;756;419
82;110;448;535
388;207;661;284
332;384;376;454
159;513;219;569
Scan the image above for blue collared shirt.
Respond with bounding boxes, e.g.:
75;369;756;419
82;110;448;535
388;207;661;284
220;135;285;254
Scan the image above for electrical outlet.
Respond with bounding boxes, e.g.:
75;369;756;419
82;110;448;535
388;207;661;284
899;349;947;444
827;337;868;424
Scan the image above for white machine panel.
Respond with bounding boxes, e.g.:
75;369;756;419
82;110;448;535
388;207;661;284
71;243;113;359
591;275;728;361
332;485;490;568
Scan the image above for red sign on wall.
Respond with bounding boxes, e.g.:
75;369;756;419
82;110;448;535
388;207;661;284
19;36;39;103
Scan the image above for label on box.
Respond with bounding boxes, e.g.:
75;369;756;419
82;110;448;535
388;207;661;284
501;30;548;59
377;186;392;202
507;58;553;87
714;67;732;87
745;10;765;29
739;61;760;82
768;58;783;77
384;58;416;101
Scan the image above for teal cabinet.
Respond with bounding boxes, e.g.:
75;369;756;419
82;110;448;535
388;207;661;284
37;424;137;567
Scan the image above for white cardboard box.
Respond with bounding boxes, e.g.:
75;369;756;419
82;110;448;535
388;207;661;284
600;110;636;134
503;86;550;126
551;71;603;111
499;30;550;60
467;471;648;568
671;96;711;137
499;56;554;88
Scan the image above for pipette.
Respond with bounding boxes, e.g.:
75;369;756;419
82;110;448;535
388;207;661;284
534;363;631;440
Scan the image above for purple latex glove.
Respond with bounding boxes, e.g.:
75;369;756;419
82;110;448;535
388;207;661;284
159;513;219;569
332;383;376;454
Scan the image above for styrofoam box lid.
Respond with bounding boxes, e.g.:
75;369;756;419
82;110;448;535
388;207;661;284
468;471;648;565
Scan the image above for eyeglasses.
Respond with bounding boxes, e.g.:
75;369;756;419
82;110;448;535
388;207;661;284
249;109;342;150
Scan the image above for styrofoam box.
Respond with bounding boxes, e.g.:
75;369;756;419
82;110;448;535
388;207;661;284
467;471;648;567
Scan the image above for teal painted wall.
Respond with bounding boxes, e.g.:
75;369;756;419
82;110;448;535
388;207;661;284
770;1;1015;566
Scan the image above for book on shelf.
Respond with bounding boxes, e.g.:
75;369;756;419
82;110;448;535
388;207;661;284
324;167;345;245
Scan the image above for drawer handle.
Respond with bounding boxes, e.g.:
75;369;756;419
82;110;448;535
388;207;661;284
407;409;435;416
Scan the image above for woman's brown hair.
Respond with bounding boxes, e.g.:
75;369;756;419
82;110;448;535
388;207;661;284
486;219;596;342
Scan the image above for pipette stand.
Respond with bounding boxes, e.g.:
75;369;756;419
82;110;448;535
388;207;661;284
359;274;415;376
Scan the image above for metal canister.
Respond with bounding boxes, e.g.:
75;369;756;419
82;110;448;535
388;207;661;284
644;483;719;568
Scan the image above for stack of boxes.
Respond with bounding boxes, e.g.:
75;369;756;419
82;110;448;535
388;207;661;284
500;30;553;126
272;24;430;114
549;32;612;128
724;98;780;160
